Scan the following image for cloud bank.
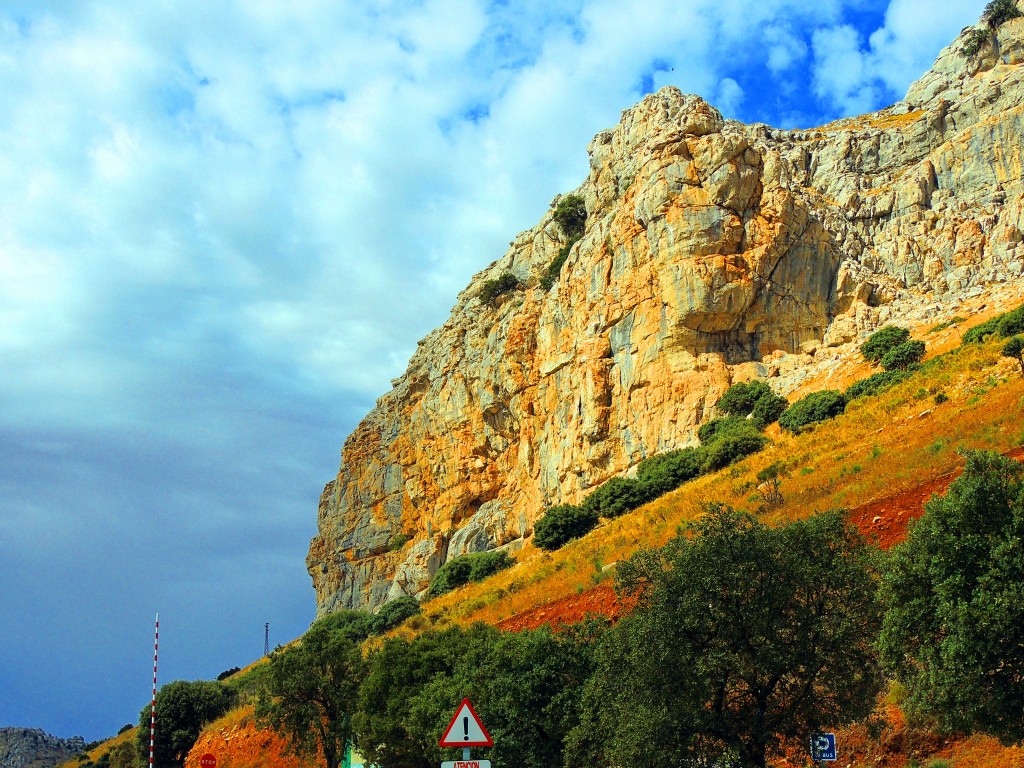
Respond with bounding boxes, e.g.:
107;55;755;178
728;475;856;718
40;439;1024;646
0;0;985;740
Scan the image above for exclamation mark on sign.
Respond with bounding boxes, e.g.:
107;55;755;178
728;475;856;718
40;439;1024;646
463;717;469;741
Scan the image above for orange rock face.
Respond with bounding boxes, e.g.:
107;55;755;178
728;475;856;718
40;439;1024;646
309;20;1024;614
185;711;314;768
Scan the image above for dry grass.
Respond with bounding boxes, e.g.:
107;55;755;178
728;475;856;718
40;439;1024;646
424;338;1024;628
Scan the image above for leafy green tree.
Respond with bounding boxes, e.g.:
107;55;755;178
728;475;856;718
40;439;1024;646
255;615;368;768
983;0;1021;28
136;681;236;768
880;339;926;371
478;273;520;305
1002;335;1024;375
845;369;912;400
717;380;788;427
778;390;848;433
552;194;586;240
355;625;484;768
533;503;598;550
635;447;705;490
861;326;910;363
357;623;595;768
368;596;421;635
427;550;514;598
570;505;884;768
879;450;1024;743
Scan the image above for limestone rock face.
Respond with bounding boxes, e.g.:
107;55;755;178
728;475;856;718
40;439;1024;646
309;16;1024;614
0;728;84;768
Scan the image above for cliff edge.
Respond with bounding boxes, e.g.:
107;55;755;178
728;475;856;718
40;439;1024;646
308;13;1024;613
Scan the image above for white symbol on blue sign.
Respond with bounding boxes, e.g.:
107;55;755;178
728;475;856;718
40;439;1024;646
810;733;836;761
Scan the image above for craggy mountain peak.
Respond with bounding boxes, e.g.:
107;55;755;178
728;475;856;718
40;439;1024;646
308;13;1024;613
0;728;84;768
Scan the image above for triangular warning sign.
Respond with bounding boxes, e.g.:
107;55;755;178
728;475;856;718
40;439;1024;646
439;698;493;747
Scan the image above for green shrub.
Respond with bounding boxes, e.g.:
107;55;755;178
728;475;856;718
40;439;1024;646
581;476;661;519
700;429;768;472
778;390;849;433
533;504;599;550
716;380;788;427
997;305;1024;337
427;550;514;598
698;415;749;444
983;0;1021;28
962;27;991;57
636;447;705;490
479;272;520;305
861;326;910;363
540;243;573;291
552;194;587;240
881;339;926;371
1003;335;1024;375
963;303;1024;343
845;369;912;399
369;595;421;634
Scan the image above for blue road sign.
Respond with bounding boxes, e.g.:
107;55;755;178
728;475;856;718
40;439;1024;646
810;733;837;761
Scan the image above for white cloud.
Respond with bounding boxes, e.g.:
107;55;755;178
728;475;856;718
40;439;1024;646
812;0;985;113
0;0;997;740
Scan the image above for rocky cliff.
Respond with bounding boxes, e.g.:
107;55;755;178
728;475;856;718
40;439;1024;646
309;13;1024;614
0;728;84;768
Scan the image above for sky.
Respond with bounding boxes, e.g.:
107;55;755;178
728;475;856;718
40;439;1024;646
0;0;987;742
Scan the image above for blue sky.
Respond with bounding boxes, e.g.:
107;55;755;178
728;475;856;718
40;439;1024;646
0;0;986;741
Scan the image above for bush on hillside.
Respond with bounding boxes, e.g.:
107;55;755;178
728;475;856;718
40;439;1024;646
983;0;1021;28
533;504;599;550
479;273;520;305
635;447;705;491
698;415;749;445
581;475;662;519
427;550;514;598
717;380;788;427
962;302;1024;343
540;243;573;290
699;428;768;472
1002;336;1024;375
845;369;912;400
778;390;849;433
552;194;587;240
369;596;421;634
861;326;910;363
880;339;926;371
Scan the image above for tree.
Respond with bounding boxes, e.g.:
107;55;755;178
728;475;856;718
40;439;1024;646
880;339;926;371
570;505;884;768
879;450;1024;743
983;0;1022;28
1002;335;1024;375
861;326;910;363
255;615;368;768
717;380;788;428
533;503;598;550
778;390;849;433
357;623;596;768
136;681;236;768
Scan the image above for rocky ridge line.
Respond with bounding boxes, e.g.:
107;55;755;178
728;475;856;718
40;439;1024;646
308;13;1024;614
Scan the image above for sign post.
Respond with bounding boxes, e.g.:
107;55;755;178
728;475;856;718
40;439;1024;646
439;698;493;768
809;733;837;764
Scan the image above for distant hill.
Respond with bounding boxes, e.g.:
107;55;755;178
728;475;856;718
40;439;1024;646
1;728;84;768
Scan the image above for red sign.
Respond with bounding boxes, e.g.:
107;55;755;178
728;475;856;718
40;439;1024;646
439;698;493;747
199;754;217;768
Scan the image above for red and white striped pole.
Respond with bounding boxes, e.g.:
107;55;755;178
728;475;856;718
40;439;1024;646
149;613;159;768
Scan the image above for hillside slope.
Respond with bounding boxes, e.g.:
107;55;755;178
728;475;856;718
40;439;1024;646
309;13;1024;614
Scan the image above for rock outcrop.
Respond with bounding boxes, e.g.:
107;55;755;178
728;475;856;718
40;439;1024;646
309;14;1024;614
0;728;84;768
